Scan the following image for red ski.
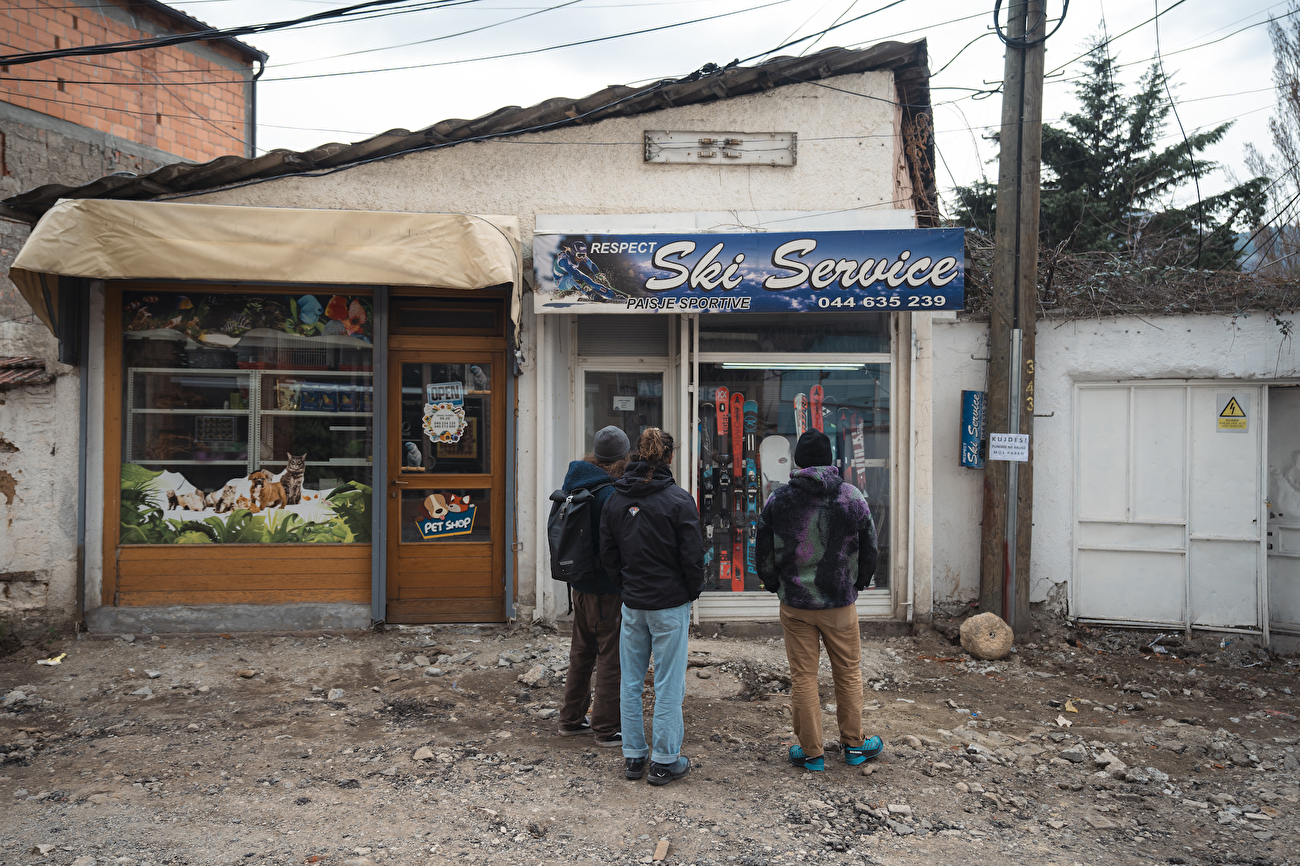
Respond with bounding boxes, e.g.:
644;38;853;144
810;384;824;433
730;390;745;592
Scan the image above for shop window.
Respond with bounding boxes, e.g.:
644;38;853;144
698;312;889;354
398;362;491;474
119;290;373;544
697;361;890;593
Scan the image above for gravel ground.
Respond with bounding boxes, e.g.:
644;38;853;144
0;619;1298;866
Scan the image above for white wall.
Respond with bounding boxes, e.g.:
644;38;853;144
932;312;1300;615
0;370;80;623
184;70;909;622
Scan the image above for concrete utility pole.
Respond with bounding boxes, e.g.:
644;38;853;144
979;0;1046;634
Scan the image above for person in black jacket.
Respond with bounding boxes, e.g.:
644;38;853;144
600;428;704;787
556;425;630;745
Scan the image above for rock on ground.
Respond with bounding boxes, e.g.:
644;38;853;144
960;612;1015;660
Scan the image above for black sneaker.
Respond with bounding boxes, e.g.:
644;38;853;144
624;757;647;780
557;720;591;737
647;757;691;787
595;732;623;748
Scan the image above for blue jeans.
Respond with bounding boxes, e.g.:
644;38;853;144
619;601;692;766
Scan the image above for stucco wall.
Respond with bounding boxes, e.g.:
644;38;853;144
180;70;908;623
931;312;1300;615
0;371;80;626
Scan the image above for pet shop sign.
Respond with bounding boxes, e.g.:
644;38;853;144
417;492;476;540
532;228;965;314
422;381;467;444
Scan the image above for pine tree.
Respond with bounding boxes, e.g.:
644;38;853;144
952;40;1267;269
1244;1;1300;277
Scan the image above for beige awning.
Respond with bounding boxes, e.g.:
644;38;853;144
8;199;522;334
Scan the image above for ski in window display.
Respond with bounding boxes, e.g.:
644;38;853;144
696;363;891;593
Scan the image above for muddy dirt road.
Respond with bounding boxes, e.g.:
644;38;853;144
1;621;1298;866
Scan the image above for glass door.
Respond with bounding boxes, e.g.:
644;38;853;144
582;369;665;455
386;352;505;622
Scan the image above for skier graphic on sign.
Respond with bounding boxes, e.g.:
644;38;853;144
551;240;629;303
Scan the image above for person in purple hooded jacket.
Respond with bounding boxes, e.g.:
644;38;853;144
757;430;883;773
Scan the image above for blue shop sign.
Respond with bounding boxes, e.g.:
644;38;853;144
532;229;964;314
960;390;987;469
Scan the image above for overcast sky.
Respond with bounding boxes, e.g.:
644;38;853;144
174;0;1289;215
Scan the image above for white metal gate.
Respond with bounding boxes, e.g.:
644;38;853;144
1073;383;1266;634
1267;387;1300;637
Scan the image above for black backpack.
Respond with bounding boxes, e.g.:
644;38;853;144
547;481;613;582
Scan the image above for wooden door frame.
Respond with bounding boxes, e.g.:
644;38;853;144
385;347;508;622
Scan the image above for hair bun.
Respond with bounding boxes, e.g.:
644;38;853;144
636;427;674;464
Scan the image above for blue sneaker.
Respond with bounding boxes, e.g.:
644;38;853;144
788;745;824;772
844;736;884;766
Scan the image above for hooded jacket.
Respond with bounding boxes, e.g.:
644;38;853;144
756;464;878;610
599;461;705;610
559;459;621;596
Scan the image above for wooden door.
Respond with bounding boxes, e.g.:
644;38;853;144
386;351;506;622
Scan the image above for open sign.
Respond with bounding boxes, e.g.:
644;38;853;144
417;504;477;540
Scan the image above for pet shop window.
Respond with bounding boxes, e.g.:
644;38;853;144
119;289;375;544
692;313;892;594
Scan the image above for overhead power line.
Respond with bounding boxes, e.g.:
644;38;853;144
0;0;481;67
2;0;798;84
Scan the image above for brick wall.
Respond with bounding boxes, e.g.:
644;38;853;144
0;0;259;359
2;0;256;163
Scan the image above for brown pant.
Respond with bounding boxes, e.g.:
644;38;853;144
779;602;864;759
560;591;623;738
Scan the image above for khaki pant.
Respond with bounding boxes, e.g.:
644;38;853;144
779;602;864;759
560;591;623;738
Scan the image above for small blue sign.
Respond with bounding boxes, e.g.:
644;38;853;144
417;504;477;540
961;390;987;469
532;228;965;313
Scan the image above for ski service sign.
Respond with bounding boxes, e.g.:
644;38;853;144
532;228;964;314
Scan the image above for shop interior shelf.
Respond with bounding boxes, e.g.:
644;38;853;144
256;369;374;377
130;408;250;415
262;458;370;466
132;459;248;466
127;366;373;478
260;410;372;418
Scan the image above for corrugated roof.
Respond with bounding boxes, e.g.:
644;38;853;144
2;40;935;224
0;357;51;388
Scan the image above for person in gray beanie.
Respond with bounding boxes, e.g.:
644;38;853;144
556;425;631;745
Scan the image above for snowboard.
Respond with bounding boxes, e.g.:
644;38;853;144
850;411;867;490
835;407;853;479
715;387;731;591
759;434;791;500
743;399;759;591
730;390;746;593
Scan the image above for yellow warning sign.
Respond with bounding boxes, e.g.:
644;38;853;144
1218;396;1248;431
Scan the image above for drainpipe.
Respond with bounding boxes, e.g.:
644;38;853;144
75;281;89;633
533;314;548;622
906;325;918;624
248;59;265;157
